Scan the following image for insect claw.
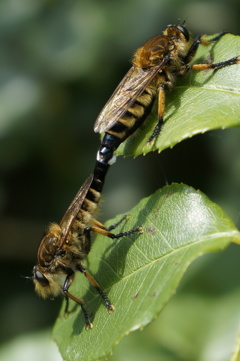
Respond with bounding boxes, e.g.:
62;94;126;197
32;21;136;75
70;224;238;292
85;322;93;330
146;139;154;146
107;304;115;313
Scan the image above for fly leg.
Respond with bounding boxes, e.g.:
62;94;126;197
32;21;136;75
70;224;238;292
77;263;115;313
90;216;143;239
185;31;240;70
62;273;93;329
147;84;166;144
185;31;228;63
81;217;142;313
189;56;240;71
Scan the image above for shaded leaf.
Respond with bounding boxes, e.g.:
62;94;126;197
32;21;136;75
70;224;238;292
52;183;240;361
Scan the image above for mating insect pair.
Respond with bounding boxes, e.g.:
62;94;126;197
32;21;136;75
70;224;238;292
30;23;240;328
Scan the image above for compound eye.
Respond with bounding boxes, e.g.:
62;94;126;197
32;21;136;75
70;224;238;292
34;269;49;286
177;25;190;41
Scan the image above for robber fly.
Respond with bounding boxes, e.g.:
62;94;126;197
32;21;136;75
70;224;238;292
29;161;141;329
95;23;240;165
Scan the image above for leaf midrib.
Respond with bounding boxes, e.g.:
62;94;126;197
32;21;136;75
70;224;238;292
90;229;239;292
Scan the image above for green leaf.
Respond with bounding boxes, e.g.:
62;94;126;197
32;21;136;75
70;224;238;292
52;183;240;361
117;33;240;157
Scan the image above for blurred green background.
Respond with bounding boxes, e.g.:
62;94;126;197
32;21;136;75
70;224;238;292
1;0;240;360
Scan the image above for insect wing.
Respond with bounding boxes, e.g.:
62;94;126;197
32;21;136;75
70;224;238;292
59;174;94;247
94;58;168;133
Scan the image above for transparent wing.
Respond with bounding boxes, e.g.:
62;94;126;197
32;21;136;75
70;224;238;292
94;58;167;133
59;173;94;247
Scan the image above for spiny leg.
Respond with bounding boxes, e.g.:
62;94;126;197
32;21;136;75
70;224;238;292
199;31;229;45
62;273;93;329
147;84;166;144
64;294;69;315
94;215;130;231
91;216;142;239
189;56;240;71
185;31;228;63
62;272;73;316
186;31;240;70
79;221;142;312
81;218;142;311
107;226;143;239
77;263;114;312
